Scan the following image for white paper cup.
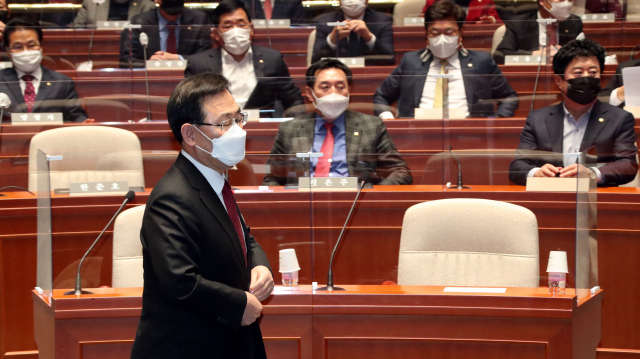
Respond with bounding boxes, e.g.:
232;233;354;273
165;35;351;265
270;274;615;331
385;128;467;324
279;249;301;273
546;251;569;273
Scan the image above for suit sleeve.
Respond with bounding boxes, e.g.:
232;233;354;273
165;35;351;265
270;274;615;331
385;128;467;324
490;58;519;117
509;113;541;185
184;53;204;77
599;112;639;186
599;63;623;105
493;22;532;64
373;56;404;116
119;27;145;68
275;54;305;117
62;78;88;123
262;123;289;186
73;1;90;27
290;0;305;24
142;189;248;329
369;20;395;64
312;23;334;64
193;16;213;54
237;212;271;271
375;122;413;185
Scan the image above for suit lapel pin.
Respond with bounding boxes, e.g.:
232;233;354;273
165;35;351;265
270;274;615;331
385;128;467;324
188;26;192;30
565;29;569;32
46;82;51;86
354;132;359;136
599;118;604;122
468;63;473;67
259;59;264;63
133;2;137;5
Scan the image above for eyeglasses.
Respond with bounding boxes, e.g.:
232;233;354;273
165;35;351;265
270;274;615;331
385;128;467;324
9;42;41;53
191;112;248;131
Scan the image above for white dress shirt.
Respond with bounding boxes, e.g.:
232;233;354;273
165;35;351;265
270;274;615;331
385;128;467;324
419;51;468;115
181;149;228;212
221;47;258;110
16;66;42;96
326;11;377;50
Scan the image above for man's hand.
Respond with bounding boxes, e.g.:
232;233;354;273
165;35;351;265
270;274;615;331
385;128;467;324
241;292;263;326
534;163;562;177
348;20;372;42
249;265;274;301
559;163;591;178
150;51;180;60
617;86;625;102
475;15;496;24
83;118;96;123
330;21;352;44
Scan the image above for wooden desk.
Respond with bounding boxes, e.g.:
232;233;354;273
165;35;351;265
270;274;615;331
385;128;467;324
32;285;602;359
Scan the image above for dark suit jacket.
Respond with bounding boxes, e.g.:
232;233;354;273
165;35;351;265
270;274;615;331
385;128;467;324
185;46;304;117
262;110;413;186
599;59;640;107
311;8;394;66
493;11;583;64
373;49;519;118
509;101;638;187
130;153;271;359
238;0;304;24
119;8;212;68
0;66;87;123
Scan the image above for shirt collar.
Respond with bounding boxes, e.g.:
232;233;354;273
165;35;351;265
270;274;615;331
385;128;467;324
158;9;182;28
181;149;226;196
16;65;42;81
562;102;595;123
221;46;253;64
314;112;346;133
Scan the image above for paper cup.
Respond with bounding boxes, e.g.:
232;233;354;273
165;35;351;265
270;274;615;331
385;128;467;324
279;249;301;273
546;251;569;273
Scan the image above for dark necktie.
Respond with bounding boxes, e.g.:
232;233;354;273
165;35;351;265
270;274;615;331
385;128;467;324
166;23;177;54
348;31;359;57
22;75;36;113
221;180;247;265
315;122;335;177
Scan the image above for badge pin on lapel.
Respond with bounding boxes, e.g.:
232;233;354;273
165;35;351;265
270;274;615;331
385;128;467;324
599;118;604;123
354;132;359;136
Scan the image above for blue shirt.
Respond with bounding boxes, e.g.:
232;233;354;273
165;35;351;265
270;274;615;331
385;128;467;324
311;113;348;177
157;9;182;58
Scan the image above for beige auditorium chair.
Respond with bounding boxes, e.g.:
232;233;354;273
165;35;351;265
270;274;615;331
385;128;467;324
28;126;145;192
398;198;539;287
112;205;146;288
307;29;316;67
393;0;426;25
491;25;506;57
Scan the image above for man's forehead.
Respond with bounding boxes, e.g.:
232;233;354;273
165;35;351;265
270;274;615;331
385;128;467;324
567;57;600;70
315;68;347;82
221;9;249;22
428;20;459;31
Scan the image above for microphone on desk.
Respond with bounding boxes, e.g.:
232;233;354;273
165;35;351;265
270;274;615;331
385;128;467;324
86;0;105;67
64;190;136;296
449;146;470;189
0;92;11;120
530;19;554;114
139;32;152;121
317;171;371;291
258;0;273;48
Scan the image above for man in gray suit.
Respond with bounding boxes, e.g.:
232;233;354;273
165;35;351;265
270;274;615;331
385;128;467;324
262;59;412;186
73;0;156;27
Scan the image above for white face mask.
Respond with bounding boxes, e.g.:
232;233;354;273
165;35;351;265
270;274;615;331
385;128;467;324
12;49;42;74
220;27;251;56
341;0;366;18
428;35;460;59
193;122;246;166
312;91;350;120
546;0;572;21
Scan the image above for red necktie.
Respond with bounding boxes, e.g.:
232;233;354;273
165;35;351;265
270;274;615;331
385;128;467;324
222;180;247;265
315;122;335;177
263;0;273;20
166;24;177;54
22;75;36;113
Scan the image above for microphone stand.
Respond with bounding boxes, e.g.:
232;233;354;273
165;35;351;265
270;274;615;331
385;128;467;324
448;146;471;189
142;44;152;120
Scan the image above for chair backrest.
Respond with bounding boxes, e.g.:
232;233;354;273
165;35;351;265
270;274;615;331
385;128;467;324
112;205;146;288
28;126;145;192
393;0;425;25
398;198;539;287
492;25;506;56
307;29;316;67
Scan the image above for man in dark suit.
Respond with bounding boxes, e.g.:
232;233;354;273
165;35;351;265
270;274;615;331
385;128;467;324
73;0;156;27
238;0;304;24
509;39;638;187
599;58;640;107
185;0;304;118
493;0;584;64
311;0;394;66
119;0;212;68
262;59;412;186
1;18;88;123
130;73;273;359
374;1;518;119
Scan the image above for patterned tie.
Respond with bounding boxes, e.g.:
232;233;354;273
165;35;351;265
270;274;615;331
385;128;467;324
315;122;335;177
221;180;247;265
263;0;273;20
22;75;36;113
166;23;177;54
433;60;449;109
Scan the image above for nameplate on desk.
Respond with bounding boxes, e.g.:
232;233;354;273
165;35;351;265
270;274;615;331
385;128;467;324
581;13;615;22
69;181;129;196
298;177;358;191
11;113;63;125
505;55;545;65
246;109;260;121
415;108;466;120
146;60;187;70
322;57;364;68
0;61;12;69
526;177;591;192
403;17;424;26
254;19;290;28
97;21;131;29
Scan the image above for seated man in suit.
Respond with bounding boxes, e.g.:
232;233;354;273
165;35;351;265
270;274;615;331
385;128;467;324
73;0;156;27
509;39;638;187
598;58;640;108
119;0;211;68
185;0;304;118
373;1;518;119
262;59;412;186
311;0;394;66
238;0;304;25
493;0;584;64
0;18;89;123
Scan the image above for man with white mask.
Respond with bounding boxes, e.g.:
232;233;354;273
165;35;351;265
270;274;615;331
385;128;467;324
493;0;584;64
373;1;518;119
72;0;156;27
185;0;304;118
0;18;89;123
262;59;412;186
311;0;394;65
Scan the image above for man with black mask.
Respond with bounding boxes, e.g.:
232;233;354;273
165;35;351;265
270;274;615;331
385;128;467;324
509;39;638;187
119;0;211;68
